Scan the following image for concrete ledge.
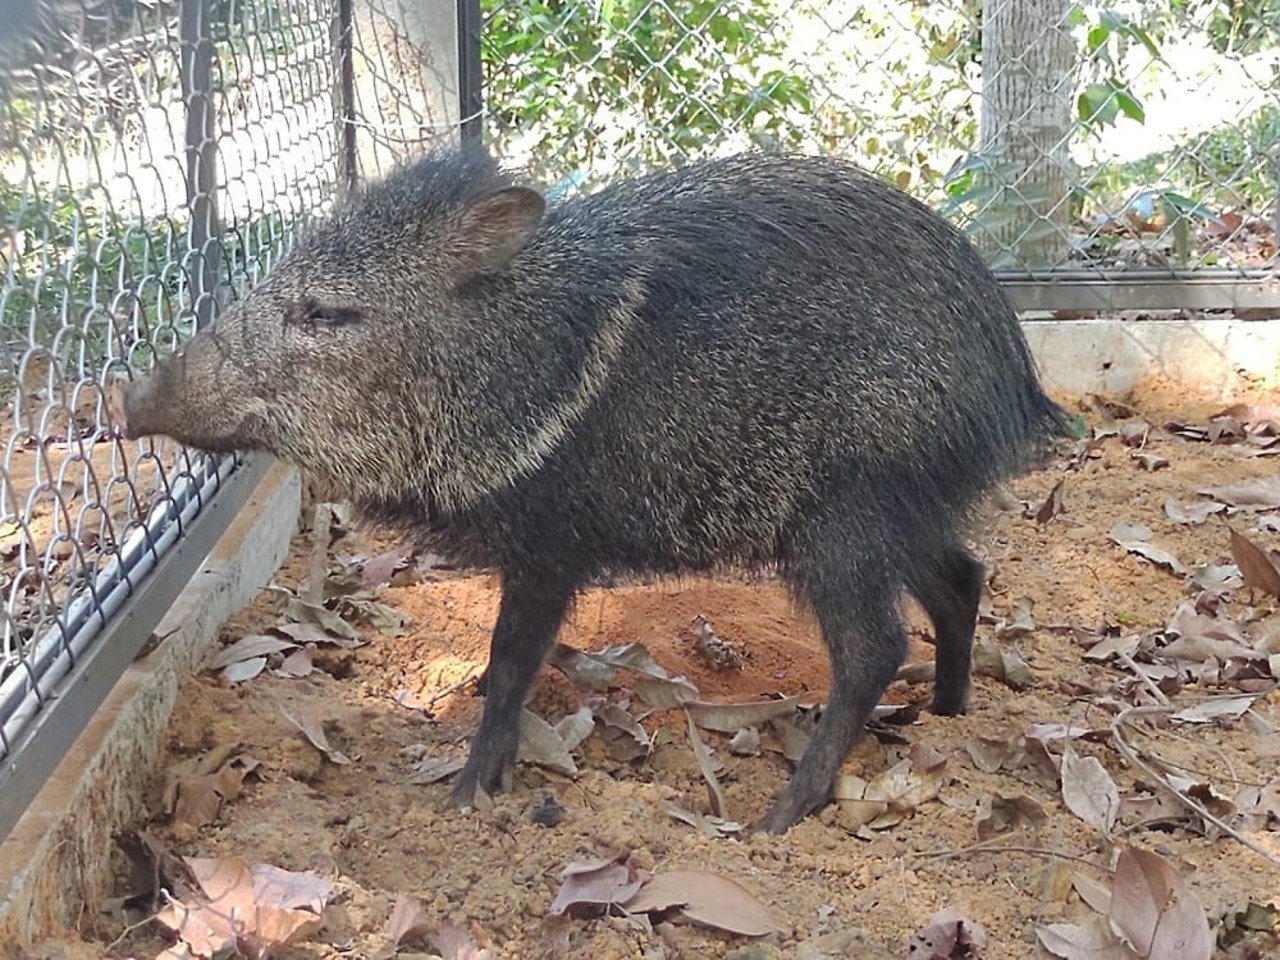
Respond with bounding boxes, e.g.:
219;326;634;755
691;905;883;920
1023;317;1280;400
0;461;301;953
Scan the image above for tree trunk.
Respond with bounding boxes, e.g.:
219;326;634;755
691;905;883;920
978;0;1075;270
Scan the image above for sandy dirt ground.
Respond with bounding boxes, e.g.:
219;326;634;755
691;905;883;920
16;380;1280;960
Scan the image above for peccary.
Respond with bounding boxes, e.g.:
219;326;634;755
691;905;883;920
109;144;1068;833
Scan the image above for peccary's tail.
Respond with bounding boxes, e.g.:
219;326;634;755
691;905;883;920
1004;314;1076;469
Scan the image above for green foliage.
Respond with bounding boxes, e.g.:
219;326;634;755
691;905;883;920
482;0;816;185
1081;103;1280;217
1169;0;1280;54
1071;6;1160;136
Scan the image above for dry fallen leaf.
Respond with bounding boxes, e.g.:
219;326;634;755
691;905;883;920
972;636;1035;689
548;858;646;917
386;894;433;948
686;710;728;818
1131;451;1168;472
278;646;315;678
359;547;414;588
768;715;811;764
281;708;353;765
1228;526;1280;598
1200;476;1280;509
273;620;362;650
1060;742;1119;835
338;595;412;636
208;634;296;671
728;727;762;756
906;906;988;958
1109;524;1187;576
407;756;465;785
517;710;579;776
1168;695;1256;724
621;869;783;937
833;754;945;833
685;695;803;733
1071;872;1113;915
553;706;596;753
1035;915;1132;959
1109;846;1212;960
156;857;335;958
282;596;362;643
223;657;267;684
1034;480;1066;524
434;920;493;960
665;805;743;838
974;792;1048;840
1164;498;1227;526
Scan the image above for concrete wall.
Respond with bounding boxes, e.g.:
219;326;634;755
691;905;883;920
0;464;301;953
1025;317;1280;400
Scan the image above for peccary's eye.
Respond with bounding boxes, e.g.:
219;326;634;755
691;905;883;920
286;301;361;329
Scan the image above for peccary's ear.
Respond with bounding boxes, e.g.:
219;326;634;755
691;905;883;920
456;186;546;272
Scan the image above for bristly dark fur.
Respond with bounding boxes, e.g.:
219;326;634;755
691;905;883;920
118;141;1069;833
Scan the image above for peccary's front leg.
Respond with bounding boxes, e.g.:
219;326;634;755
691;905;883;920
451;573;574;807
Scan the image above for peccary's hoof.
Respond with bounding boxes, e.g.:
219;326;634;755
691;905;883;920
450;755;515;810
749;794;818;836
929;692;969;716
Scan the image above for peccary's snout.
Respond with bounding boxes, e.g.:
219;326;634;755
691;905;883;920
106;376;143;440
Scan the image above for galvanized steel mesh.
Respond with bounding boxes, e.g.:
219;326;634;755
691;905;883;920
479;0;1280;279
0;0;445;797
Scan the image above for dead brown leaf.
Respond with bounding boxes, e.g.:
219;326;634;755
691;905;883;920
1109;523;1187;576
685;695;803;733
1109;846;1213;960
386;894;433;948
1164;498;1227;526
434;920;493;960
972;636;1035;689
621;869;783;937
281;709;353;765
277;646;315;678
155;857;334;958
1034;480;1066;524
208;634;296;672
1201;476;1280;509
548;857;647;917
905;907;988;959
1060;742;1119;835
282;596;362;643
974;792;1048;840
1229;526;1280;598
685;710;728;818
517;709;579;776
1035;915;1132;959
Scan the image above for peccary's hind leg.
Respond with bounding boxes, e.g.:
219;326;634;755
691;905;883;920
907;544;983;716
756;540;907;834
451;572;574;807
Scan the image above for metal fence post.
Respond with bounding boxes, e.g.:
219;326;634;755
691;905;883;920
334;0;360;192
457;0;482;146
179;0;220;330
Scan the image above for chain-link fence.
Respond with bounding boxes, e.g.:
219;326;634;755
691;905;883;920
2;0;1278;846
0;0;451;837
479;0;1280;310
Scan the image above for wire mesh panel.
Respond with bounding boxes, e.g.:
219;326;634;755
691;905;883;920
0;0;340;828
479;0;1280;298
